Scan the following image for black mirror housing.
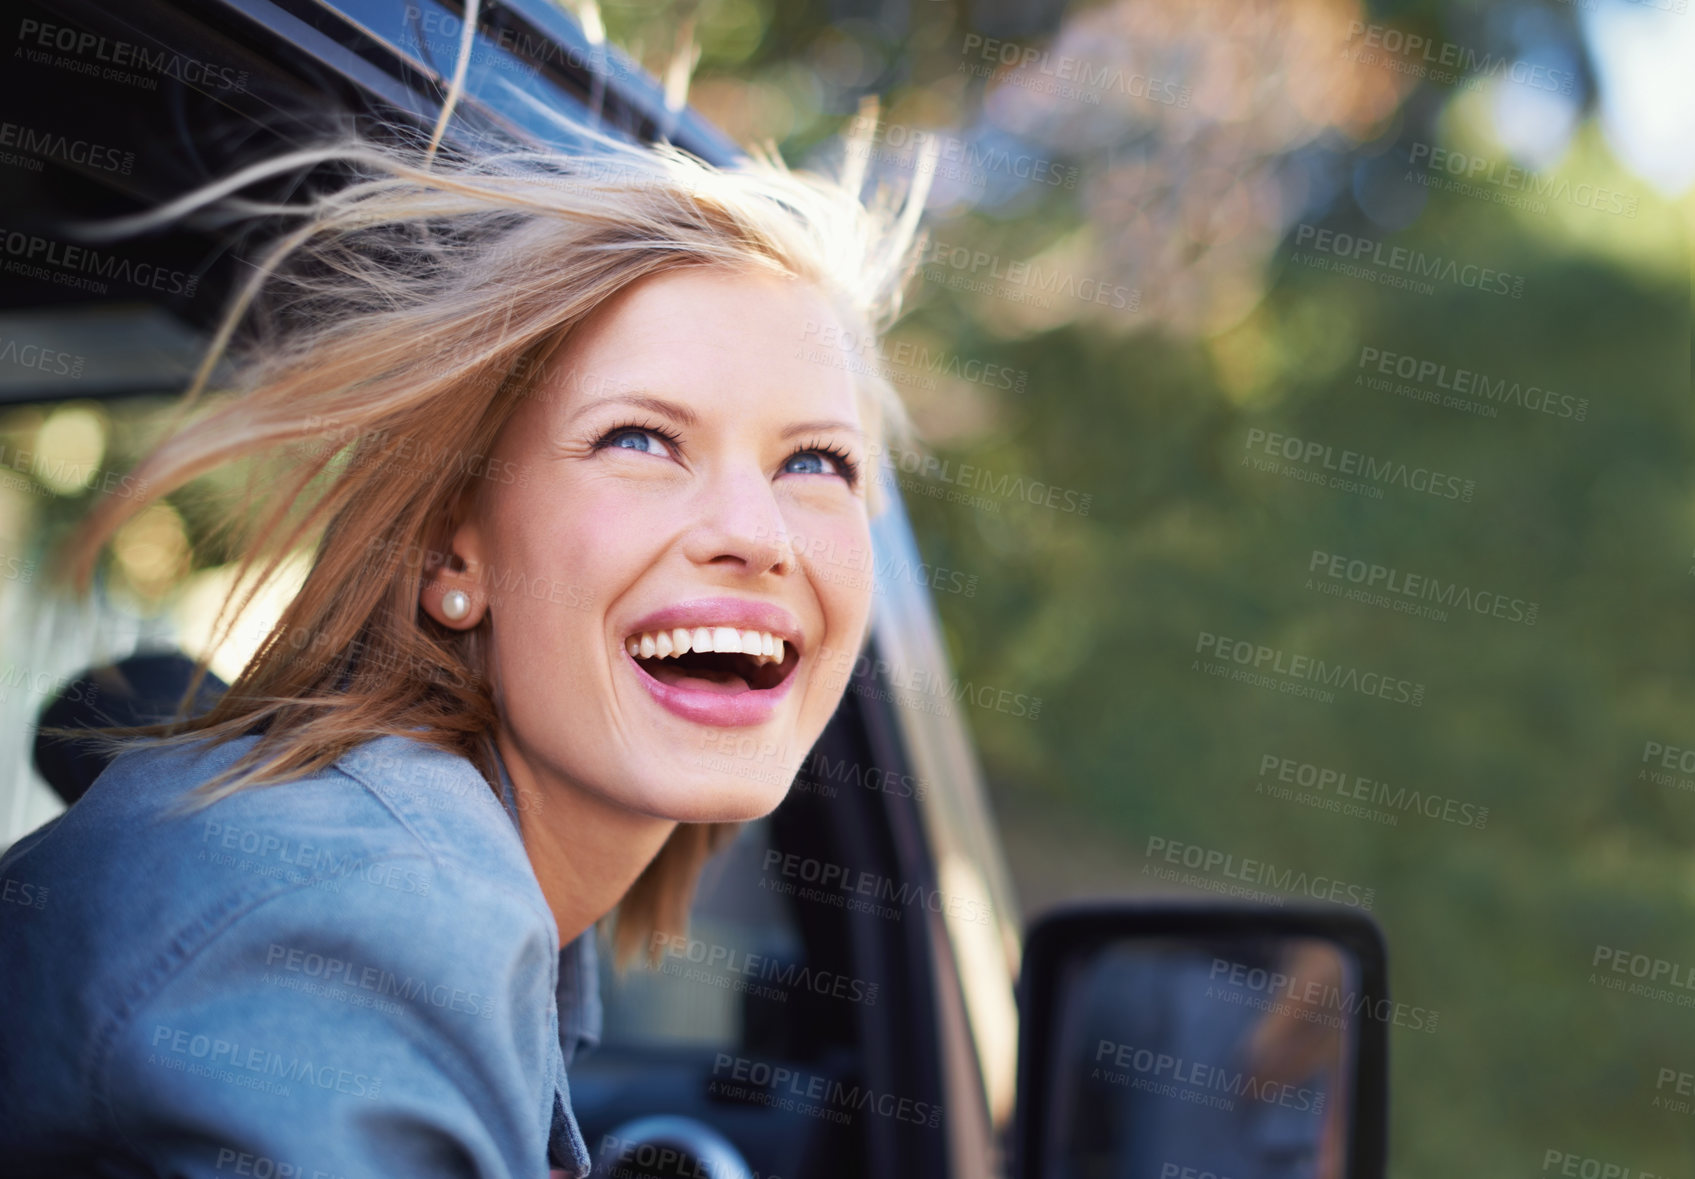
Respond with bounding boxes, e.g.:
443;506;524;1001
1013;900;1389;1179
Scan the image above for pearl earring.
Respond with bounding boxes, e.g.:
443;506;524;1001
441;588;471;621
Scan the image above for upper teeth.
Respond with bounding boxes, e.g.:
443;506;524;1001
625;627;787;665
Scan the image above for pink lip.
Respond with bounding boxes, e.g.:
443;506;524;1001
621;597;805;728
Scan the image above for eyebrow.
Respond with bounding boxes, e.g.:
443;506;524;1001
573;393;863;440
573;393;699;428
781;418;864;441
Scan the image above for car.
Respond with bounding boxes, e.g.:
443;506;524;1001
0;3;1389;1176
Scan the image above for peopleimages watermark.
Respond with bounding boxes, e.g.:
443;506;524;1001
212;1145;355;1177
956;32;1191;108
752;525;978;599
262;940;495;1021
761;849;995;926
359;535;594;614
1652;1066;1695;1115
1142;836;1376;910
1637;740;1695;793
648;932;880;1007
0;546;34;586
921;240;1139;314
0;120;134;176
797;319;1030;395
1340;21;1576;96
1255;752;1488;831
794;747;929;803
1194;630;1426;708
1405;142;1638;219
815;643;1043;722
1242;428;1476;504
694;730;931;804
795;332;1026;397
339;738;544;816
0;438;149;502
866;440;1091;517
397;328;597;402
1;874;48;911
1159;1165;1254;1179
148;1023;382;1101
843;113;1079;191
1542;1148;1672;1179
1306;548;1538;628
1354;344;1588;423
15;17;250;92
598;1133;786;1179
198;819;432;897
397;5;539;81
1159;1165;1248;1179
689;750;796;794
0;331;86;380
299;414;527;488
1206;955;1440;1034
255;617;485;696
0;226;199;298
0;661;98;709
1291;223;1526;299
709;1053;942;1129
1090;1037;1325;1115
396;5;648;86
1592;945;1695;1011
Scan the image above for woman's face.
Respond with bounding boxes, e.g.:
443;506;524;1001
446;267;875;823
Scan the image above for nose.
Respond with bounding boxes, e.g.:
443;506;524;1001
681;462;797;577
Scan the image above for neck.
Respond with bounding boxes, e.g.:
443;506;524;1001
494;727;677;947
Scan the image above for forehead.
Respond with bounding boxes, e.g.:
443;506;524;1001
539;267;863;426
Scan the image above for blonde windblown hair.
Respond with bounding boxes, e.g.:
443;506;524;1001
56;107;932;966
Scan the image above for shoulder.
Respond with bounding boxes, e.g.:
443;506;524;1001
4;729;556;962
0;732;561;1166
94;846;564;1175
12;728;548;919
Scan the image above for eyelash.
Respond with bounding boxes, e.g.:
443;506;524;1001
590;420;861;488
794;436;862;487
590;418;683;452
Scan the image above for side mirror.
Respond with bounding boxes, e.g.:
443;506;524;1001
1013;901;1388;1179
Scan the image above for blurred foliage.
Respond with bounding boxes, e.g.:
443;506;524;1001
588;0;1695;1171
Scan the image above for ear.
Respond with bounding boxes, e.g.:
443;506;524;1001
420;513;491;630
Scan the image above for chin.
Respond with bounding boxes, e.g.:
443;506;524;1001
640;779;795;825
600;738;803;819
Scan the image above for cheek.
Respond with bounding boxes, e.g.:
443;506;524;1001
491;478;640;605
792;508;875;687
481;484;620;684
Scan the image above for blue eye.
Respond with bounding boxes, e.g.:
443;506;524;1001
784;452;835;476
601;427;672;456
784;445;860;486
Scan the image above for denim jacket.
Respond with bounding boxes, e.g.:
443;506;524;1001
0;731;601;1178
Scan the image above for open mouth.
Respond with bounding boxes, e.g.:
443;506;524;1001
624;626;799;694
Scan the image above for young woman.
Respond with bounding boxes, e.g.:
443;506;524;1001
0;110;929;1176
